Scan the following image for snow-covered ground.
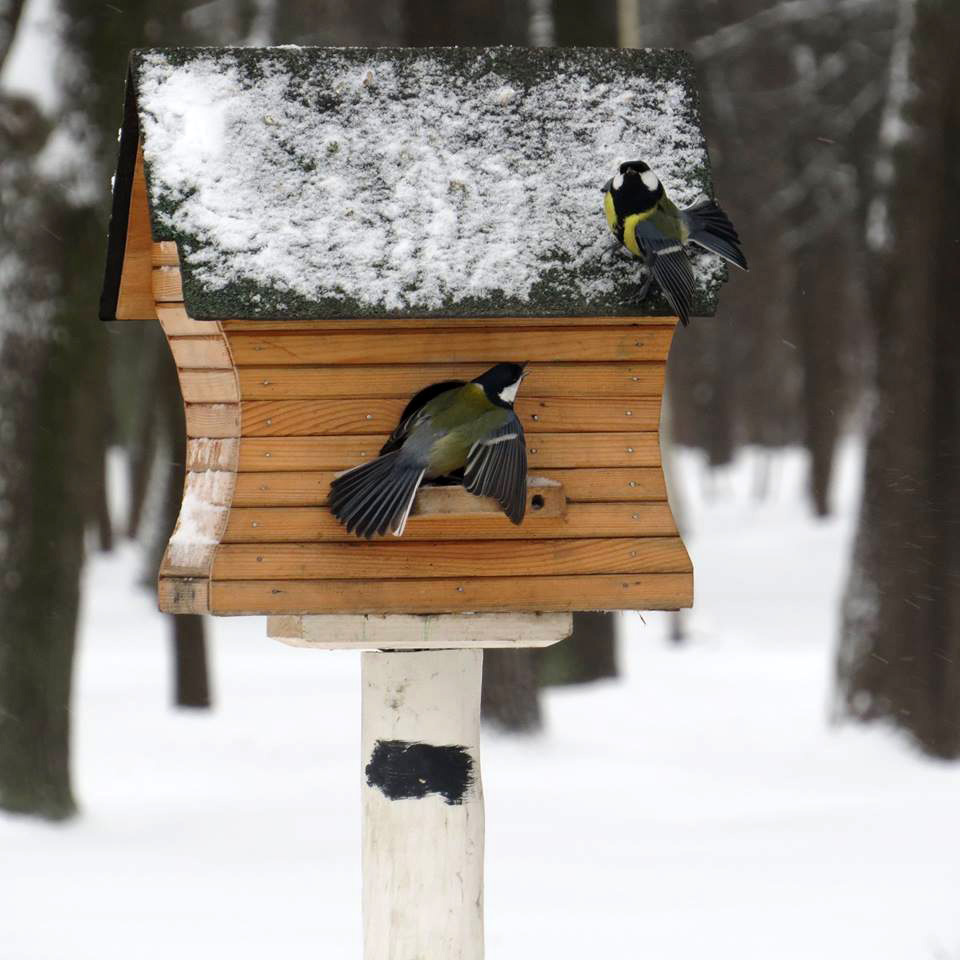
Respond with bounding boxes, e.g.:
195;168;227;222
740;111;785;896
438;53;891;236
3;440;960;960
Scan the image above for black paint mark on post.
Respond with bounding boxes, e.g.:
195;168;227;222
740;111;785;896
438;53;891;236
366;740;473;805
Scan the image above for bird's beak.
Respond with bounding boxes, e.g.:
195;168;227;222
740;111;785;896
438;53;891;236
520;362;531;380
601;178;613;194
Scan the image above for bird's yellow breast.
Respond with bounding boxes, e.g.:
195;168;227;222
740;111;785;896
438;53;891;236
603;191;618;233
623;213;648;257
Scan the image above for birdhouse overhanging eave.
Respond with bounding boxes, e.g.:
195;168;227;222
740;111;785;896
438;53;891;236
100;45;728;323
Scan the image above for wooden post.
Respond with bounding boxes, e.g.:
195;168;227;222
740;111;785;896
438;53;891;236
361;649;485;960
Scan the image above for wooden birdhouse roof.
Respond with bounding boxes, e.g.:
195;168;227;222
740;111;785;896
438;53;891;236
100;46;725;323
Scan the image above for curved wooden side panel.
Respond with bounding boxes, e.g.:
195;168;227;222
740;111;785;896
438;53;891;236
155;254;241;615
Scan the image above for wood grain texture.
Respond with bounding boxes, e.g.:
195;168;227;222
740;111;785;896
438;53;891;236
269;612;573;649
185;403;242;438
231;468;666;506
236;433;660;472
222;316;675;331
210;572;693;615
238;396;660;436
152;241;180;266
212;537;690;580
236;363;666;399
186;438;240;471
160;470;235;577
169;337;233;369
157;303;210;336
161;543;217;579
222;502;677;543
411;483;565;518
158;578;210;614
115;146;157;321
226;328;674;365
179;370;241;403
153;266;184;302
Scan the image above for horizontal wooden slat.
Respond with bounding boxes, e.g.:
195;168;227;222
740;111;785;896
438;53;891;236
179;370;241;403
186;438;240;471
179;470;236;507
412;483;565;518
185;404;242;438
222;317;676;332
212;537;690;581
223;502;676;543
153;266;184;302
237;363;665;399
231;468;665;506
226;328;673;365
152;241;180;267
210;573;693;615
268;612;573;649
235;432;659;472
233;470;334;505
170;337;233;369
238;397;660;437
157;303;210;336
538;468;666;501
158;578;210;614
162;543;217;579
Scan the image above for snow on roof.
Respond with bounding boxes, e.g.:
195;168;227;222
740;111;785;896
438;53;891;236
109;46;726;320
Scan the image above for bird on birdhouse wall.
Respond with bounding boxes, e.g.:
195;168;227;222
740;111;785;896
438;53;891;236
602;160;748;325
329;363;529;539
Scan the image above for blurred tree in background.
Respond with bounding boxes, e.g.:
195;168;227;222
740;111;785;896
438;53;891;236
836;0;960;758
1;0;959;817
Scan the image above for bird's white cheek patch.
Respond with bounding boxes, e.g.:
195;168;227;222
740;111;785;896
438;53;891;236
499;382;520;404
641;170;660;191
612;173;624;191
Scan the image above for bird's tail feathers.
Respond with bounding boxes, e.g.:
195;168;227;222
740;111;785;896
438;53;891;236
651;251;694;327
685;199;748;271
329;451;425;539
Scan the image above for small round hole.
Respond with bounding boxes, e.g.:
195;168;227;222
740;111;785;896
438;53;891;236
531;494;545;510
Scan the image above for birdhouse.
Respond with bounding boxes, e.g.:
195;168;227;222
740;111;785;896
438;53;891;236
101;47;737;959
100;46;729;622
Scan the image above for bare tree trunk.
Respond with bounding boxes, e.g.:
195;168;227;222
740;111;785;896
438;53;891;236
0;87;115;819
836;0;960;758
538;615;618;686
173;615;212;709
481;649;542;733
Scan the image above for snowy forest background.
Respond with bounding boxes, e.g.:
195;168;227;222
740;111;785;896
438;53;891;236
1;0;959;956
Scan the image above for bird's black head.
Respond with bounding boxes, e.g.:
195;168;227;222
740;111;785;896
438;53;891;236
472;362;528;409
601;158;664;217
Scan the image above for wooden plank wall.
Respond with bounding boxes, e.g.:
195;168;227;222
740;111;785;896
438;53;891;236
151;250;692;616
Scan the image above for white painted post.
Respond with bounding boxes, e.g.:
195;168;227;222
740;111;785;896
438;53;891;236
361;649;485;960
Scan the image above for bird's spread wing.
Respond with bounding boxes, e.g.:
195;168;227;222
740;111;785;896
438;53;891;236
632;217;695;326
464;417;528;524
650;245;694;326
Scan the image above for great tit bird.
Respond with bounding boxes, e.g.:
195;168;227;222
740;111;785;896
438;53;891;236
329;363;529;539
602;160;748;325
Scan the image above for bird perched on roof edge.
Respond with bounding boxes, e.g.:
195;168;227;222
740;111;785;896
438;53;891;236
602;160;748;325
329;363;529;539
